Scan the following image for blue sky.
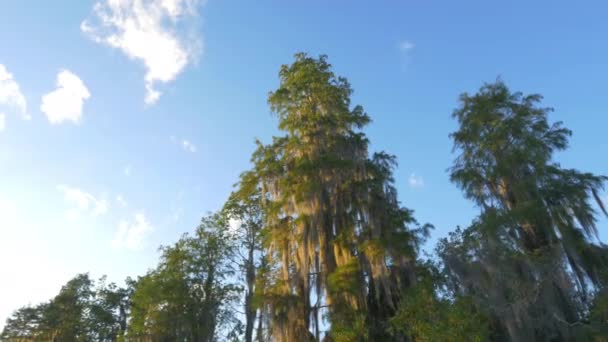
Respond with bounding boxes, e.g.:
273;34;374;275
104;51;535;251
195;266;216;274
1;0;607;326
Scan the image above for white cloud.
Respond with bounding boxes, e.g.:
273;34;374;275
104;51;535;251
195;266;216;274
41;70;90;124
399;40;415;52
408;173;424;188
171;207;183;222
81;0;204;104
116;195;128;207
182;139;196;152
93;199;109;216
0;64;29;120
0;113;5;131
112;212;153;250
57;185;108;220
398;40;415;70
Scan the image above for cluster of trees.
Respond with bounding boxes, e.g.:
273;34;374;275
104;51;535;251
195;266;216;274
2;53;608;341
0;274;130;341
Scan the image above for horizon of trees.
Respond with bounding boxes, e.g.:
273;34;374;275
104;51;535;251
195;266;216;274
2;53;607;342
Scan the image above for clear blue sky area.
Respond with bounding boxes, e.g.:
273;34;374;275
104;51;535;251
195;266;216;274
0;0;606;326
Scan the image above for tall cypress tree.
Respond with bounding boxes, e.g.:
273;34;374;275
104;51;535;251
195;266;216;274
240;53;429;341
440;79;608;340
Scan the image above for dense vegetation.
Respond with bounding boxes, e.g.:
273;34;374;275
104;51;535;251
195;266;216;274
2;54;607;341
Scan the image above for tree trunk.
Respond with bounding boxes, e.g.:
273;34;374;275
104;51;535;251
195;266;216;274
245;245;256;342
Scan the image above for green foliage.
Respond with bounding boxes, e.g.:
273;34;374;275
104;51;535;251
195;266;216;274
327;259;361;296
390;275;489;341
329;313;368;342
4;59;608;342
244;52;432;341
127;213;241;341
1;274;128;341
450;79;606;253
588;289;608;339
444;79;608;341
221;186;266;342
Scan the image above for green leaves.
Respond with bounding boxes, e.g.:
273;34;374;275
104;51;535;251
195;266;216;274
1;273;129;341
242;53;433;341
5;58;607;342
269;52;370;138
127;213;241;341
445;79;608;341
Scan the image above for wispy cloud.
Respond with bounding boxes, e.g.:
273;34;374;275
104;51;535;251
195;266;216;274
41;70;90;124
123;165;132;176
399;40;415;52
182;139;197;153
116;195;128;208
57;185;108;220
408;173;424;188
81;0;204;104
0;64;29;121
398;40;415;69
171;207;183;222
112;212;153;250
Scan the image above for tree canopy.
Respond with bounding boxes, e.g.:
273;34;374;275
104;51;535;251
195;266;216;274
2;56;607;342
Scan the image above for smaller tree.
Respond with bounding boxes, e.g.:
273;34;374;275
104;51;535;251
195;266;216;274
444;79;608;340
1;304;47;341
87;276;131;341
389;260;490;342
1;273;129;342
127;213;242;341
222;174;266;342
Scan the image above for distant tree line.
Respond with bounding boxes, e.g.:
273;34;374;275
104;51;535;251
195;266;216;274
2;53;607;341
